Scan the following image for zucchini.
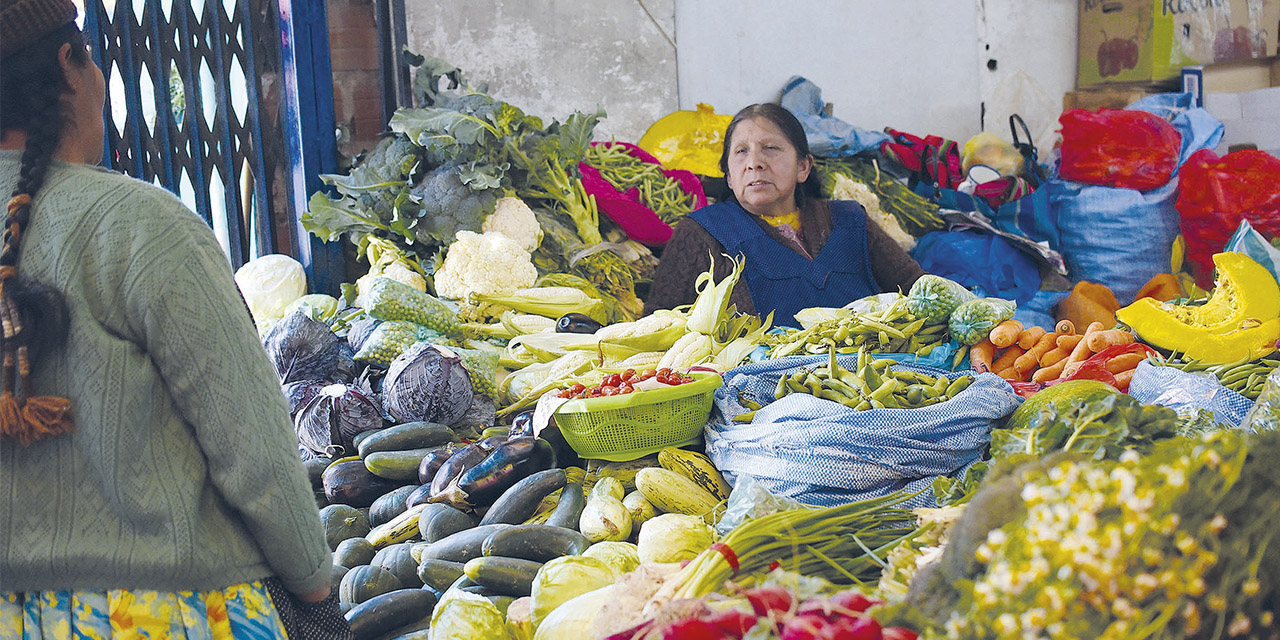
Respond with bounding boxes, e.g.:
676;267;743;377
480;426;509;440
418;523;515;563
375;619;431;640
334;537;377;568
368;485;420;528
343;588;437;640
479;468;567;526
543;482;586;530
416;558;466;592
481;524;591;562
417;503;476;543
366;504;428;548
365;448;437;482
357;421;457;458
373;542;423;588
463;556;543;597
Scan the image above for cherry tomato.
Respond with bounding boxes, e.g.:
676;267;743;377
589;388;604;398
619;382;635;394
657;368;673;379
557;389;572;398
602;374;622;388
600;385;619;396
569;383;586;394
640;368;657;380
621;368;637;381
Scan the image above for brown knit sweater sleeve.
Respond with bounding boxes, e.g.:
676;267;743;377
643;217;756;316
865;216;926;294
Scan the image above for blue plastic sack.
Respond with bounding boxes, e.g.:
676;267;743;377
1128;360;1254;427
912;230;1041;303
1226;220;1280;286
704;357;1023;509
780;76;890;158
1012;290;1069;331
1049;92;1224;305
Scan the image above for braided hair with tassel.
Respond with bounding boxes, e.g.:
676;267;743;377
0;22;85;443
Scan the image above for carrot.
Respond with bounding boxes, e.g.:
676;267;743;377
1055;319;1076;336
970;338;997;373
1060;322;1105;377
1085;329;1135;353
996;365;1027;382
989;320;1024;349
1114;368;1135;392
1014;332;1059;374
1039;345;1073;367
991;345;1026;373
1032;359;1068;382
1055;334;1083;351
1017;326;1047;350
1105;352;1146;373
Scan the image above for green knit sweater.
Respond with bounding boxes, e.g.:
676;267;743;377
0;151;331;595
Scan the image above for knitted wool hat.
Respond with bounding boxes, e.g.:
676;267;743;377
0;0;77;57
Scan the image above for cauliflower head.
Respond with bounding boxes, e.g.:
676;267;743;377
435;231;538;303
482;196;543;253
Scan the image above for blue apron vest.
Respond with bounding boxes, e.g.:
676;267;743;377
690;200;880;327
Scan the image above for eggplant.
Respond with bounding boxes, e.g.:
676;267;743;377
508;411;535;439
555;313;603;334
428;441;495;498
417;442;466;485
455;437;557;509
539;421;582;469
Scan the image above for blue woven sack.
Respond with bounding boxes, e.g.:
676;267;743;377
1128;360;1255;427
704;356;1023;509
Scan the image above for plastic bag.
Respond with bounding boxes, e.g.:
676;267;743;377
948;297;1016;346
1057;108;1182;191
911;230;1041;304
714;474;807;536
1241;368;1280;433
578;142;707;246
1225;220;1280;286
778;76;891;158
636;103;733;177
961;131;1024;177
353;320;442;367
1176;149;1280;286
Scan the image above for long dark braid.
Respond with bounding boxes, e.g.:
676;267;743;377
0;23;83;443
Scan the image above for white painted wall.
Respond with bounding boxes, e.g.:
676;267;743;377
404;0;1080;151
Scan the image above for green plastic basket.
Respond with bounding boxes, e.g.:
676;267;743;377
552;371;723;462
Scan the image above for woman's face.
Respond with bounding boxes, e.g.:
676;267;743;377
724;116;812;219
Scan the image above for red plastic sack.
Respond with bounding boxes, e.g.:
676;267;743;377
1176;148;1280;284
579;141;707;246
1057;108;1182;191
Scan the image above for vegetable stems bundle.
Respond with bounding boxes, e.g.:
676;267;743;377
816;157;944;238
585;143;696;224
664;490;917;600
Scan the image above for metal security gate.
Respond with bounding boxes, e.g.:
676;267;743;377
80;0;344;292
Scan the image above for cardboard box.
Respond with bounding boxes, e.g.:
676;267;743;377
1182;57;1280;105
1063;85;1176;110
1078;0;1280;88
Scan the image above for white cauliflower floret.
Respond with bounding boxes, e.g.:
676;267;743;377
482;196;543;253
832;173;916;252
435;230;538;306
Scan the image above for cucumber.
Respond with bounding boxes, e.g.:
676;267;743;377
480;426;510;440
365;448;437;482
368;485;420;528
479;468;567;526
334;537;377;568
339;565;401;605
419;523;515;563
352;430;379;452
343;588;438;640
357;422;458;458
543;482;586;529
376;619;432;640
463;556;543;597
481;524;591;563
416;558;466;592
417;503;476;543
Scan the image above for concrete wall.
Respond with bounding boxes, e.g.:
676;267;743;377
400;0;1079;151
404;0;679;143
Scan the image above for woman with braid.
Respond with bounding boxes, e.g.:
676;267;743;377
0;1;343;637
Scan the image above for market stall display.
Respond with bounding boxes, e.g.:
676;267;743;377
220;50;1280;640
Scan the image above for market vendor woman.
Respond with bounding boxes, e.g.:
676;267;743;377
645;103;924;326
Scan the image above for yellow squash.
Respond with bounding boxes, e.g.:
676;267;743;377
1117;252;1280;363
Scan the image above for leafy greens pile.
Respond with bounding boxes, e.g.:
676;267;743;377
303;53;641;315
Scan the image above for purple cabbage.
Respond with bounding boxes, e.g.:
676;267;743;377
293;383;385;457
382;343;474;426
262;311;354;385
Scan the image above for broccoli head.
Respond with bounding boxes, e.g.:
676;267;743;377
409;163;502;247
